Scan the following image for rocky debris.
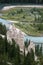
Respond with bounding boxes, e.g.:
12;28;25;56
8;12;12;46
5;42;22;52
0;34;5;38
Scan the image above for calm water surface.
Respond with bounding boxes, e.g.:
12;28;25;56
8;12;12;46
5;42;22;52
24;35;43;43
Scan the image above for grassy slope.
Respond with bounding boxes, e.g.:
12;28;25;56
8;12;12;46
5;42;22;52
15;23;43;36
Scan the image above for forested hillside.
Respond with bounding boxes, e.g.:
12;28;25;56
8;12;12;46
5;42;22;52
0;23;43;65
0;0;43;4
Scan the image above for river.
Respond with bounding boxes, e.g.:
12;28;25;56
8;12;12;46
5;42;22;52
0;18;43;43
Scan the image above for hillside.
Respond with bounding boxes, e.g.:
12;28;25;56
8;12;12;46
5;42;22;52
0;7;43;36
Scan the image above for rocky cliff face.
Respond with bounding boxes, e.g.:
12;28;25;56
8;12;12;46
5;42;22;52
7;24;35;54
7;24;25;49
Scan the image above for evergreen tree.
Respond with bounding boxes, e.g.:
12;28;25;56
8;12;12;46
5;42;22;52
15;45;21;65
0;23;7;35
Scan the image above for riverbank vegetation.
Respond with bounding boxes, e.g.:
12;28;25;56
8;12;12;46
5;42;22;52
0;7;43;22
